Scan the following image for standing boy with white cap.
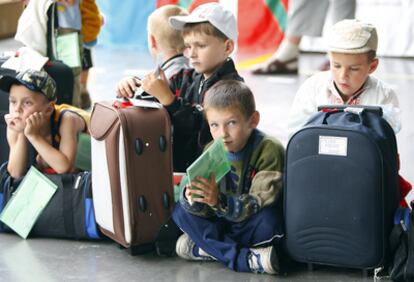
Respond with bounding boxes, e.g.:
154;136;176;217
288;19;401;135
132;2;243;172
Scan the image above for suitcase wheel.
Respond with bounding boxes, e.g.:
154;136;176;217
138;195;147;212
162;192;170;209
159;135;167;152
135;139;143;155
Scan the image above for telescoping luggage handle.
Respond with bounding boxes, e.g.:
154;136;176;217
317;105;383;116
316;105;383;125
112;97;162;109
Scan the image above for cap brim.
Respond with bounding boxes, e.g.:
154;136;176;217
0;75;20;94
169;15;208;30
328;46;373;54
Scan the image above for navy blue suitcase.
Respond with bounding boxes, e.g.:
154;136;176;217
284;106;399;269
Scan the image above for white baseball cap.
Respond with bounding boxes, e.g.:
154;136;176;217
326;19;378;54
169;2;238;41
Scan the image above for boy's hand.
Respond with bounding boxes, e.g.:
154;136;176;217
188;174;219;207
4;113;25;132
24;112;48;138
141;69;174;106
116;76;141;98
184;184;194;205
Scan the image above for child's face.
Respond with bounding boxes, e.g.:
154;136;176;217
183;32;234;79
9;84;52;122
206;107;259;153
330;52;379;100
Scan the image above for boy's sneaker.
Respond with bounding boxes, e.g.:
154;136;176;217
248;246;279;274
175;233;215;261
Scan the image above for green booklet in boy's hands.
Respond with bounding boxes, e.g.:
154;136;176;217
0;166;58;239
186;138;231;199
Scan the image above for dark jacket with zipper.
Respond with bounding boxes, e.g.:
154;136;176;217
165;58;243;172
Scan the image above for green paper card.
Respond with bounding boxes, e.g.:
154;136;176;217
0;166;58;239
56;32;81;68
186;138;230;199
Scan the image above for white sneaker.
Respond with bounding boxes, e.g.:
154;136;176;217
175;233;215;261
248;246;279;274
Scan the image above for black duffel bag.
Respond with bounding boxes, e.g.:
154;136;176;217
0;162;101;240
388;205;414;281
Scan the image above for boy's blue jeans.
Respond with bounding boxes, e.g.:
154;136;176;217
172;202;284;272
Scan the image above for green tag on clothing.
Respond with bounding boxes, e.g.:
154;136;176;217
75;133;91;171
0;166;58;239
56;32;81;68
186;138;230;200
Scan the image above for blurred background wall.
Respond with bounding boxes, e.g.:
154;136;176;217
95;0;414;60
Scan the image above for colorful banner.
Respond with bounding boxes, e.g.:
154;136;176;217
96;0;288;62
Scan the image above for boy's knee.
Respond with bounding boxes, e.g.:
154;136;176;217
172;202;189;225
254;206;284;236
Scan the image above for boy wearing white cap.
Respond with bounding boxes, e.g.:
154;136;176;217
137;2;243;172
288;19;401;135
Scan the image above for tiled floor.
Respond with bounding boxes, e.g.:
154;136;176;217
1;38;413;281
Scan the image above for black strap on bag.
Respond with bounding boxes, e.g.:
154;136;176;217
62;174;76;238
46;3;58;60
388;204;414;281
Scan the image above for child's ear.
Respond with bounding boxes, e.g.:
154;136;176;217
149;34;157;50
249;111;260;128
368;58;379;74
45;102;55;116
224;39;235;56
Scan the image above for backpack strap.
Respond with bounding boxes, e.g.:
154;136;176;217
46;3;58;60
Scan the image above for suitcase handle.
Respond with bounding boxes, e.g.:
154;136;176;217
317;105;383;116
113;99;133;109
319;110;362;126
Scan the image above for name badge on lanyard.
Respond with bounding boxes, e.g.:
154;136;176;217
56;32;81;68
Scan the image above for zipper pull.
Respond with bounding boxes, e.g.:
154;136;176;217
74;175;82;189
400;219;407;232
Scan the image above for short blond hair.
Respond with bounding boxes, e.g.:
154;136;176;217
147;5;188;53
